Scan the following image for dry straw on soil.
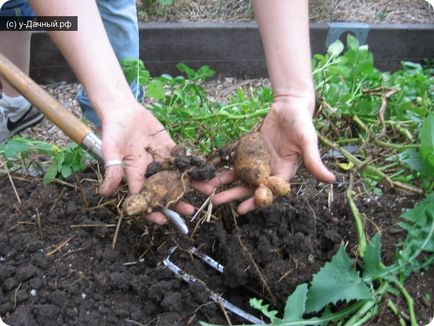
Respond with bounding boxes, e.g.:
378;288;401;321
138;0;434;23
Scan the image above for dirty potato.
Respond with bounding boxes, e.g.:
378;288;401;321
233;132;290;208
234;132;271;186
123;170;187;216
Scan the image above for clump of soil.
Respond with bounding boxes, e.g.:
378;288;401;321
146;145;216;181
0;165;432;325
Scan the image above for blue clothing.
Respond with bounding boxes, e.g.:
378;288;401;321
0;0;35;16
77;0;144;128
1;0;144;128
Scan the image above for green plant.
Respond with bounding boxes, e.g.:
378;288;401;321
139;0;175;17
200;193;434;326
146;63;272;153
314;35;433;193
197;35;433;326
0;136;88;183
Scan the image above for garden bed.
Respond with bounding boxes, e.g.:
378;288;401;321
29;22;434;83
1;23;434;325
0;166;432;325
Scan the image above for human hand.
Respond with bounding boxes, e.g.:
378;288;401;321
98;100;195;224
194;97;336;215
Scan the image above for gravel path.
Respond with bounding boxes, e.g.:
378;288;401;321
138;0;434;24
20;78;271;147
20;82;83;148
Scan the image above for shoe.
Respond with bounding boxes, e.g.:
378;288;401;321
0;96;44;143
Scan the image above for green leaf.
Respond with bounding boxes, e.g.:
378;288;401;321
249;298;279;322
32;141;54;155
399;148;434;176
176;63;196;79
196;65;216;80
158;0;174;5
362;234;385;280
3;138;29;158
305;246;372;313
420;113;434;168
43;160;59;183
61;165;73;179
148;79;165;100
346;34;360;50
327;39;344;57
396;193;434;276
120;58;149;85
282;284;308;322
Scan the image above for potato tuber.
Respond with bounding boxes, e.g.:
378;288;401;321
234;132;290;208
123;170;187;216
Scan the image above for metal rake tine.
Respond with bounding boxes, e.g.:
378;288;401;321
189;247;224;273
163;249;264;325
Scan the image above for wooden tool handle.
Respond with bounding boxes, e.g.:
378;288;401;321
0;52;91;144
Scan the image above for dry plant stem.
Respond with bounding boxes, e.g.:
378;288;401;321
70;224;116;228
2;162;22;204
13;204;24;216
205;195;214;223
12;283;22;310
216;298;233;326
7;221;34;233
49;188;65;213
89;198;118;210
50;178;76;189
186;314;197;326
362;87;399;134
346;175;367;258
75;175;89;210
231;207;277;305
35;208;43;239
45;234;76;257
304;198;318;237
387;299;407;326
318;133;424;195
191;191;215;221
125;319;146;326
276;268;294;284
55;247;88;267
112;208;124;250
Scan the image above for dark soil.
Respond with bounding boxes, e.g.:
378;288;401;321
0;165;433;326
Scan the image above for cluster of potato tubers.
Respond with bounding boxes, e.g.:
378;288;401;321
233;132;290;208
123;170;187;216
122;132;290;216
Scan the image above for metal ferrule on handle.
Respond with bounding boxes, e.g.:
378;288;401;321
81;132;103;161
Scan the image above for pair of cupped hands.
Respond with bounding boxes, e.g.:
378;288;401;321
99;97;336;225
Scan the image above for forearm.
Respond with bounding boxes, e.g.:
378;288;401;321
252;0;314;103
28;0;135;119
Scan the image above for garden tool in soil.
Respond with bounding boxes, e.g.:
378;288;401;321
0;52;188;235
163;246;265;324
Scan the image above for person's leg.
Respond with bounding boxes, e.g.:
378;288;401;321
0;31;32;97
77;0;144;129
0;0;43;143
